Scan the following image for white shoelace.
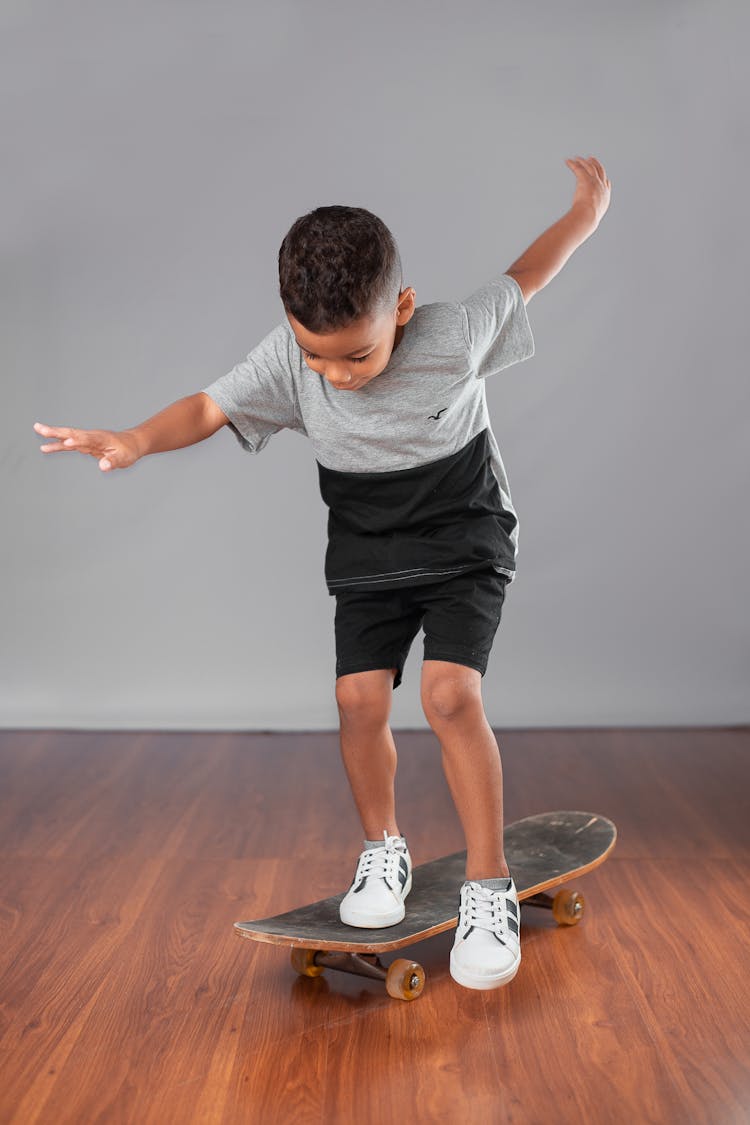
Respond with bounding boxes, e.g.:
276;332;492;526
356;831;406;884
463;881;515;937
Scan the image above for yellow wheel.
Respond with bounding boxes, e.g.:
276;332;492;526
552;888;585;926
290;947;325;977
385;958;425;1001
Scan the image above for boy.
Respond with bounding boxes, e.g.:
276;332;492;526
34;155;611;991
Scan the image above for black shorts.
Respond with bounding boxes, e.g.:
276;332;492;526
334;566;510;689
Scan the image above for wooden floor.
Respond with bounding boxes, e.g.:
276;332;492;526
0;726;748;1124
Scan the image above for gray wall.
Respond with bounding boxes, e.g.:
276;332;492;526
3;1;748;730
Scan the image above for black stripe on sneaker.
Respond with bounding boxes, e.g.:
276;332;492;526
506;916;519;936
506;897;518;918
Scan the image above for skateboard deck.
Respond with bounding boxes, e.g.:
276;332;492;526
234;810;616;1000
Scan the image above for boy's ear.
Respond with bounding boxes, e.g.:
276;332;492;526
397;291;416;324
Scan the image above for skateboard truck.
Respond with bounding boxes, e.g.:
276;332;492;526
291;947;427;1001
524;888;586;924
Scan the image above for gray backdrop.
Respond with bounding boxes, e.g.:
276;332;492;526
3;1;748;730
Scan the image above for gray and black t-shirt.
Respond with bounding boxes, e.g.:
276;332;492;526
201;273;535;594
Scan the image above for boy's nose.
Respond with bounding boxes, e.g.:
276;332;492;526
327;372;353;388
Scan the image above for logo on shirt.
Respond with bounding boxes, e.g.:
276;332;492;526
428;407;448;421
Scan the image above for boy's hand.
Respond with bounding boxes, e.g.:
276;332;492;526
33;422;141;472
565;155;611;227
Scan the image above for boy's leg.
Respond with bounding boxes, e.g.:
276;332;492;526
418;571;520;988
336;666;415;929
422;658;521;989
416;567;511;879
420;660;509;879
335;668;401;839
333;584;423;841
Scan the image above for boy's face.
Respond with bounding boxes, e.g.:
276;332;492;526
286;287;416;391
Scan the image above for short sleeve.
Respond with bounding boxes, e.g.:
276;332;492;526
201;322;297;453
460;273;535;379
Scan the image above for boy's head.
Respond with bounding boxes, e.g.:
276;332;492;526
278;205;415;391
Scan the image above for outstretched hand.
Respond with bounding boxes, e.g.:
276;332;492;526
33;422;141;472
565;155;611;227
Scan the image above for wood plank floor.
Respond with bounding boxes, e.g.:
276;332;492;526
0;727;748;1124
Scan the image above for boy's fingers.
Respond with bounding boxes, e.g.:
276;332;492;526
35;422;121;466
34;423;87;448
34;423;96;445
570;156;610;188
583;156;608;183
57;430;98;453
34;423;73;438
41;437;85;451
36;426;102;455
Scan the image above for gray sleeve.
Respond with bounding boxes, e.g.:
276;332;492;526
201;322;297;454
460;272;535;379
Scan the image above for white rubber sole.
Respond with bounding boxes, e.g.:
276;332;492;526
339;872;413;928
449;949;521;990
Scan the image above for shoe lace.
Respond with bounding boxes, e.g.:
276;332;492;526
357;831;405;881
464;882;512;932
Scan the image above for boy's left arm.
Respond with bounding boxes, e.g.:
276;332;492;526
505;156;611;304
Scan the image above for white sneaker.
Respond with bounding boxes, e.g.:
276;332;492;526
339;831;413;928
449;877;521;990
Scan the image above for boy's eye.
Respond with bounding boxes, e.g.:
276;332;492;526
304;350;371;364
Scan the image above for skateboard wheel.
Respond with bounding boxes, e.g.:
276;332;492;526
385;958;425;1001
290;947;325;977
552;889;585;925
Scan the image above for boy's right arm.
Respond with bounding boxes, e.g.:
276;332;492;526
33;391;229;472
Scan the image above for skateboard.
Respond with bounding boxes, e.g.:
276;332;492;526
234;810;616;1001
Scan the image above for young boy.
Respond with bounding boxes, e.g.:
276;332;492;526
34;155;611;991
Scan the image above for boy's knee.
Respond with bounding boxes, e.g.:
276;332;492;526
336;668;395;725
421;664;481;724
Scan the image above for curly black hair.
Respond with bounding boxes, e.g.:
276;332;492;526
278;205;403;334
